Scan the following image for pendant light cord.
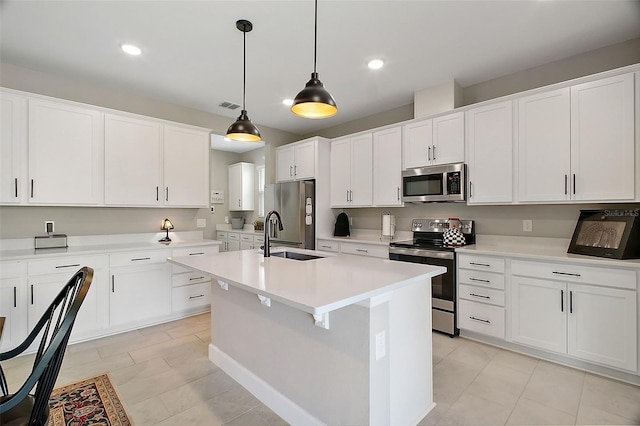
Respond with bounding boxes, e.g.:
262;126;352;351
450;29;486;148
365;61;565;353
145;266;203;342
243;29;247;110
313;0;318;74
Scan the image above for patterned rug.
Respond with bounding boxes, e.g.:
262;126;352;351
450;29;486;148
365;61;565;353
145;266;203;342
48;374;132;426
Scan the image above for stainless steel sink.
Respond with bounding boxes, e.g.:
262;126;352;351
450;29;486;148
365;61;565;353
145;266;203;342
270;251;324;261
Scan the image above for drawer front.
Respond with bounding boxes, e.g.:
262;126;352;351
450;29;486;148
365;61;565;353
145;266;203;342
29;255;108;276
254;235;265;244
0;261;26;279
317;239;339;252
172;245;219;274
240;235;253;242
458;269;505;290
110;249;170;268
172;271;210;287
216;231;228;240
459;284;505;307
227;233;240;241
340;242;388;258
458;299;505;338
458;255;505;273
172;282;211;312
511;260;636;290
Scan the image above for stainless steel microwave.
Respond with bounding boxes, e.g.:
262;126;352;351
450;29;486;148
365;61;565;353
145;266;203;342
402;163;466;203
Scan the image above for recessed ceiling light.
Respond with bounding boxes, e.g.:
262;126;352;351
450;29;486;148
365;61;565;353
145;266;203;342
368;59;384;70
282;98;294;106
121;43;142;56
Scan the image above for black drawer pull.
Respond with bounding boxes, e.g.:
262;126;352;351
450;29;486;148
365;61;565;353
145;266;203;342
55;264;81;269
469;316;491;324
469;262;491;267
469;293;490;299
189;294;205;299
131;257;151;262
469;277;491;283
189;252;205;256
356;249;368;253
189;276;205;281
13;286;17;308
552;271;581;277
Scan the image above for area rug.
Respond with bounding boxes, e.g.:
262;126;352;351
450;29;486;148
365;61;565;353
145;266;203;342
48;374;132;426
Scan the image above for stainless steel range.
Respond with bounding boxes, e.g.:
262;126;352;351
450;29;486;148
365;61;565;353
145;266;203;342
389;218;475;336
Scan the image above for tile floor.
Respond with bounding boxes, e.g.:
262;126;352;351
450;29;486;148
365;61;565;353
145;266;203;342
2;313;640;425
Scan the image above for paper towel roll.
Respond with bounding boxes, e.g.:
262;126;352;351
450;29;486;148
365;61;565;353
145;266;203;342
382;214;395;237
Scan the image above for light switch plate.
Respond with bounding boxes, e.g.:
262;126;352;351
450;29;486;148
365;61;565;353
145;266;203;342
375;331;386;360
197;218;206;228
523;220;533;232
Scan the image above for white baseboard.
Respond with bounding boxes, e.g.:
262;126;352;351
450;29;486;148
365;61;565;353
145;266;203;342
209;343;325;426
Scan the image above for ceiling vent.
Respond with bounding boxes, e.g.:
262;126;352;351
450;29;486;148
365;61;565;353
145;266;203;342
219;101;241;110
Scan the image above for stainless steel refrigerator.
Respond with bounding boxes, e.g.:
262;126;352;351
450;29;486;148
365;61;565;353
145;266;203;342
264;180;315;249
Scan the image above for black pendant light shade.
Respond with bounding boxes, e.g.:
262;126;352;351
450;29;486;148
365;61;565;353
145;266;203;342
291;0;337;119
227;19;261;142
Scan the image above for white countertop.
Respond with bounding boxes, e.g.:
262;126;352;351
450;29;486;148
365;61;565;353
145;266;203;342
318;229;413;246
456;235;640;269
0;231;221;261
168;248;446;315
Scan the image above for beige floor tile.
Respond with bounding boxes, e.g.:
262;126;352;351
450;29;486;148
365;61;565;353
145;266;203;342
152;399;226;426
432;332;464;360
166;318;210;339
507;397;576;425
127;395;173;426
205;384;262;423
94;329;172;358
418;401;451;426
161;337;209;367
224;409;271;426
465;361;531;409
55;352;135;387
520;360;585;415
128;334;199;363
108;357;172;386
196;329;211;344
440;392;513;425
158;370;238;415
60;347;102;368
447;339;499;371
250;403;290;426
433;358;481;405
576;404;639;425
579;373;640;423
116;368;201;405
489;349;539;375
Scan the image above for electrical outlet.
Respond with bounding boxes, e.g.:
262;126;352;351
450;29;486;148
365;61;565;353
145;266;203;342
523;220;533;232
224;216;229;224
45;221;54;234
197;218;206;228
375;331;386;360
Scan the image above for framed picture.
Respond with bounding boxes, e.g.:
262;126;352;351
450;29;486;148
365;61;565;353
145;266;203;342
567;209;640;259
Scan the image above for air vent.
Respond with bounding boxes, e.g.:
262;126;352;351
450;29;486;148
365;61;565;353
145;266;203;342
219;101;241;110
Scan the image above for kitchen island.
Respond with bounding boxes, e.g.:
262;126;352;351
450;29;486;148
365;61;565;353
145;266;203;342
168;249;446;426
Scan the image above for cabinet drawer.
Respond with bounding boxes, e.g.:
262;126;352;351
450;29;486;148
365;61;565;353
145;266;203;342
172;245;219;273
110;249;170;268
0;261;26;279
340;242;388;258
173;271;210;287
511;260;636;290
254;235;265;244
240;234;253;242
227;233;240;241
172;282;211;312
459;284;505;307
317;239;339;252
29;255;108;276
458;269;505;290
458;255;505;273
216;231;228;240
458;299;505;338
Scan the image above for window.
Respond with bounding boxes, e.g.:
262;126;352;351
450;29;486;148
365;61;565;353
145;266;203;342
256;165;265;217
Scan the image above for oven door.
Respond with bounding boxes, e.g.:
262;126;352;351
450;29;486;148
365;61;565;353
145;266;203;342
388;251;455;304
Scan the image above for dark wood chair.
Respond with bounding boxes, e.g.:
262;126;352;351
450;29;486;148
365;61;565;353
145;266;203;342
0;266;94;426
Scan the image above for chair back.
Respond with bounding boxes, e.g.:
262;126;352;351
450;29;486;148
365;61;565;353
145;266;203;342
0;266;94;425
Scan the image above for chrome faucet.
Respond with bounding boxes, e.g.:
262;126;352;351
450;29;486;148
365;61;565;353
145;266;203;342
264;210;284;257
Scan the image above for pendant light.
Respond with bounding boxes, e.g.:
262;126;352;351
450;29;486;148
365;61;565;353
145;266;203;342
291;0;337;119
227;19;261;142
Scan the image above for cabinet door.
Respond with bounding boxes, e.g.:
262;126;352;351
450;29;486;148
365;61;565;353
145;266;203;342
466;101;513;204
373;127;402;206
276;146;295;182
110;264;170;327
104;114;162;206
228;163;254;211
293;140;316;180
349;134;373;206
511;276;566;354
570;73;635;201
402;119;432;169
163;125;209;207
0;92;27;204
0;278;28;351
518;89;571;202
28;99;103;205
432;111;464;165
567;284;637;371
227;241;240;252
330;138;351;207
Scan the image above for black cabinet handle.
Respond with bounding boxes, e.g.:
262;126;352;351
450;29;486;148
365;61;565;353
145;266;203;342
552;271;581;277
166;187;169;202
112;275;115;293
469;293;490;299
55;264;81;269
561;289;564;312
14;178;18;198
131;257;151;262
30;179;34;198
30;285;34;305
573;174;576;195
564;175;568;195
469;277;491;283
189;252;205;256
469;262;491;267
13;286;17;308
469;316;491;324
569;290;573;314
189;276;205;281
156;186;159;201
189;294;205;300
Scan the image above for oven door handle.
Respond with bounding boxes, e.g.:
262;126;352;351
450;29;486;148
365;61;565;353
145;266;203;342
388;247;454;260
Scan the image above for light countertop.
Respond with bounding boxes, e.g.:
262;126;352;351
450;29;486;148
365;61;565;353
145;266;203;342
456;235;640;269
168;248;445;315
317;229;413;246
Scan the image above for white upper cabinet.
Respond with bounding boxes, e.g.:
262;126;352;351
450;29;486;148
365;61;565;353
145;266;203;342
402;111;464;170
466;100;513;204
163;125;210;207
228;162;254;211
570;73;635;201
104;114;162;206
518;88;571;202
330;134;373;207
28;98;104;205
373;127;403;206
0;91;27;204
275;138;318;182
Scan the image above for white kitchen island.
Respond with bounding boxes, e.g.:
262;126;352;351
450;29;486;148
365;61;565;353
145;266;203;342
168;249;446;426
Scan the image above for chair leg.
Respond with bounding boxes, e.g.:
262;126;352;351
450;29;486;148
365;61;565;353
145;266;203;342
0;363;8;396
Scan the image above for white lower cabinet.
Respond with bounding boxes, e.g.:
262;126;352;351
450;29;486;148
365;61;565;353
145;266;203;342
316;239;339;253
0;261;28;351
314;239;386;258
510;260;637;372
109;249;171;328
171;245;219;313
